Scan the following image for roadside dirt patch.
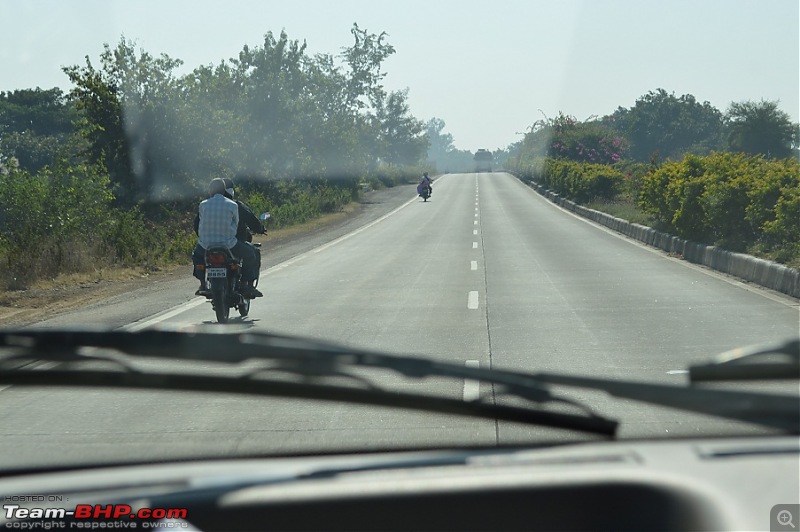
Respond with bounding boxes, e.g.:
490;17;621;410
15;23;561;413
0;266;188;328
0;213;332;329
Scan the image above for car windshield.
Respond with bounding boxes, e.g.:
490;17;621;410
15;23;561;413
0;0;798;472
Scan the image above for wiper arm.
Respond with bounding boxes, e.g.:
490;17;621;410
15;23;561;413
688;338;800;382
0;327;618;437
527;371;798;433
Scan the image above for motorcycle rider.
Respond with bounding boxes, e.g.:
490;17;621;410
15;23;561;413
221;178;265;274
222;179;264;238
417;172;433;197
192;178;262;298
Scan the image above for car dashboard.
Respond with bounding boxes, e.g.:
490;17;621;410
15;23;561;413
0;436;797;531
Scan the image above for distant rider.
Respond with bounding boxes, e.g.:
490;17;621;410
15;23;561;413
417;172;433;196
192;178;262;298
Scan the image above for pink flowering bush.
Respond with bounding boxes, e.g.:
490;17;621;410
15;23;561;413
544;113;627;165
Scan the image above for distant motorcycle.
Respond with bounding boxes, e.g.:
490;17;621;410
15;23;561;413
417;183;432;202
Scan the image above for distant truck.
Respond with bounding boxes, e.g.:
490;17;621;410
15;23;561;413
473;149;492;172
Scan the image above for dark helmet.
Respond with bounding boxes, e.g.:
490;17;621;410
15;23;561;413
223;178;235;199
208;178;226;196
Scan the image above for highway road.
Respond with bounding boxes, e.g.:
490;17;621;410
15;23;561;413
1;172;798;469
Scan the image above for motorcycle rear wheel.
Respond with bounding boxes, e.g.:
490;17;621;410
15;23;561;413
210;279;230;324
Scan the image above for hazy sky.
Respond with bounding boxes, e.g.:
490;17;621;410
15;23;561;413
1;0;797;151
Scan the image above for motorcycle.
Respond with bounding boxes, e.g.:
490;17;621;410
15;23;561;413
200;244;260;323
417;183;432;201
200;212;270;324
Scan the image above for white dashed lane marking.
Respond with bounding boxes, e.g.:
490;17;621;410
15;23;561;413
468;291;479;309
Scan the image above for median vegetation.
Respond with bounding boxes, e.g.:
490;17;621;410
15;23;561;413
639;153;799;265
505;92;800;269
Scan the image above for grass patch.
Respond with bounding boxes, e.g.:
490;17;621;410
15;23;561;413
28;267;163;289
260;201;361;241
585;197;655;226
746;243;800;271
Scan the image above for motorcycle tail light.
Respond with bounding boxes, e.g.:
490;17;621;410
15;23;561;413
207;253;227;267
229;263;239;270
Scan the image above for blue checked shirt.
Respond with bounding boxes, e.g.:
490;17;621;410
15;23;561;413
198;194;239;249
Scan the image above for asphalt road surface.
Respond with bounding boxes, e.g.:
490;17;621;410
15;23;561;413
1;172;798;469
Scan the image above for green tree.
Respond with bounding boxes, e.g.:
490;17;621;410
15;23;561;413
375;89;427;166
63;37;183;203
1;132;63;173
60;26;423;200
616;89;725;162
0;162;116;285
425;117;454;162
0;88;76;136
725;100;798;159
233;31;311;177
491;143;518;170
0;88;80;172
224;26;403;180
424;117;474;172
173;61;245;186
341;23;395;112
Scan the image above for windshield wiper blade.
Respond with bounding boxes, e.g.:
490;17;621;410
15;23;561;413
1;328;797;434
688;338;800;382
0;328;600;406
0;328;618;437
0;367;618;436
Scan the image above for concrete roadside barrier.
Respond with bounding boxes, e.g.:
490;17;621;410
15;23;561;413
523;178;800;299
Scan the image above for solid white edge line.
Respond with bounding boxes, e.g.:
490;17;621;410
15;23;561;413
124;298;208;331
